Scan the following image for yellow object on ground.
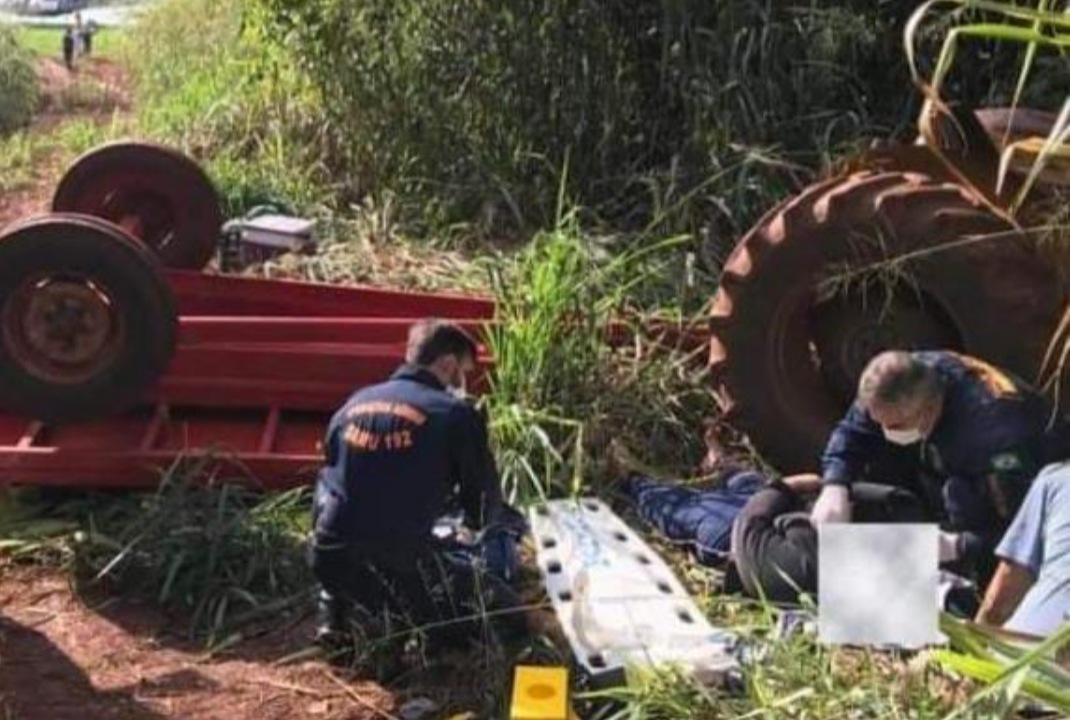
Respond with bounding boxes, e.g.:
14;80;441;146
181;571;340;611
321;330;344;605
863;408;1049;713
510;665;569;720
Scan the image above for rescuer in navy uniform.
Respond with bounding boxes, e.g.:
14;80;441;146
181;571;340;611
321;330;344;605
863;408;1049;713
310;319;523;660
810;349;1070;584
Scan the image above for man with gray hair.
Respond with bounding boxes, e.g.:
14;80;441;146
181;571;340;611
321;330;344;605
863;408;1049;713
811;350;1070;585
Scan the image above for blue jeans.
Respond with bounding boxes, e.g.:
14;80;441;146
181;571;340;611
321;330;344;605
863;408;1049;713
625;470;765;565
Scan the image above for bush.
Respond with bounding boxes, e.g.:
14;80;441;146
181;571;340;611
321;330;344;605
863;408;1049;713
125;0;334;215
254;1;929;238
0;26;40;137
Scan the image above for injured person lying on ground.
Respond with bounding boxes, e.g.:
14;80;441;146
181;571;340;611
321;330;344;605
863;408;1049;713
615;428;982;615
309;319;528;667
619;348;1070;619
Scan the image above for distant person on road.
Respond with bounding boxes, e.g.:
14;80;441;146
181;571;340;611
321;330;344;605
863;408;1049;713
62;27;75;71
810;350;1070;587
80;21;96;57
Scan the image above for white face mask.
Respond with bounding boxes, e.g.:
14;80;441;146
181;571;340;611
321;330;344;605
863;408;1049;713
882;426;923;446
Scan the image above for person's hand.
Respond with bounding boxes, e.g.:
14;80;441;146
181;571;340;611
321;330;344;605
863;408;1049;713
810;484;852;524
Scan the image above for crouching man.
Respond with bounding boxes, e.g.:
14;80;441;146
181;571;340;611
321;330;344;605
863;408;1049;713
812;350;1070;586
310;319;526;660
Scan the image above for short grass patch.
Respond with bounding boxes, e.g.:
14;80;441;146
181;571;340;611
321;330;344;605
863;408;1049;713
13;24;121;60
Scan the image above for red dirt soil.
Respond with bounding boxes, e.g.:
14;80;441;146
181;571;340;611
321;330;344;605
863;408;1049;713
0;565;394;720
0;57;129;232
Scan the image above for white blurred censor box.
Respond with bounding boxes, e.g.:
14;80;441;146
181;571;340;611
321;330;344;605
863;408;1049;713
818;524;943;648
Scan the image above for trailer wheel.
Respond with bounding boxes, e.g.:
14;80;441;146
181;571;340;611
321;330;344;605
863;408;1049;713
709;171;1066;472
0;214;177;424
53;141;224;270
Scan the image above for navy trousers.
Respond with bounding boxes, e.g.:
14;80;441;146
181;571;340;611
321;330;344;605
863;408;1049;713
625;470;765;565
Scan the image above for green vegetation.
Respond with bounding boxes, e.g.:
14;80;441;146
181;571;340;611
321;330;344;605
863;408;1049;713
1;471;312;649
123;0;331;217
1;0;1069;718
253;0;922;239
13;24;121;59
0;25;40;136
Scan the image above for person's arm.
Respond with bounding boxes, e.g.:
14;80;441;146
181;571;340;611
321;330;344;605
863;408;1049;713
782;474;822;496
452;403;504;530
820;403;886;487
811;405;886;523
975;560;1037;627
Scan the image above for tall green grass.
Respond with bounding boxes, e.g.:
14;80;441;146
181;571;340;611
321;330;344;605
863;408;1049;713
115;0;1070;243
935;615;1070;717
0;24;40;137
122;0;333;216
484;205;717;506
3;460;315;648
251;1;941;240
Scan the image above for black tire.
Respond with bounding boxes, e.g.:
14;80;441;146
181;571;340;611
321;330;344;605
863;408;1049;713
53;141;223;270
0;213;178;424
709;171;1066;472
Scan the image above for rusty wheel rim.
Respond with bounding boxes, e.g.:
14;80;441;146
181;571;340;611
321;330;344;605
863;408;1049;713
99;187;177;254
809;285;963;402
1;274;126;385
53;142;224;269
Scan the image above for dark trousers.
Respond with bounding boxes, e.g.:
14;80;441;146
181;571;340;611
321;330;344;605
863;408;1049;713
626;470;764;565
863;445;1007;586
942;477;1004;586
310;538;524;649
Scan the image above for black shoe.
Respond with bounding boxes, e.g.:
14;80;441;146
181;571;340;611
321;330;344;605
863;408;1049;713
315;590;355;665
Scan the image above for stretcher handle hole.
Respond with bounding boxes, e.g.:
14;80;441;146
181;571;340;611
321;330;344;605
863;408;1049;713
542;537;558;549
613;532;628;542
588;653;607;668
635;553;651;565
657;581;672;594
677;609;695;624
584;502;600;512
547;561;562;574
558;590;573;602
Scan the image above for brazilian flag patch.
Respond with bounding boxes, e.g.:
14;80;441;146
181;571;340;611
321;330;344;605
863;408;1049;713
991;453;1024;472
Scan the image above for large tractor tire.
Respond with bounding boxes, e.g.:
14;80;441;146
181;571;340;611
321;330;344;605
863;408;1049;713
709;171;1066;472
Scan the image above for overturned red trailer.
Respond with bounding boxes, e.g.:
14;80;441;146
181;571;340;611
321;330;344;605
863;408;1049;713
0;142;702;491
0;143;500;490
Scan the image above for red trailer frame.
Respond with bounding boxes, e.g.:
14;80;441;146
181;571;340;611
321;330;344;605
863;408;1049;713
0;273;497;490
0;267;705;490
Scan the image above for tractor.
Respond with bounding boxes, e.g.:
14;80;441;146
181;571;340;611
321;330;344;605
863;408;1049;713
708;3;1070;472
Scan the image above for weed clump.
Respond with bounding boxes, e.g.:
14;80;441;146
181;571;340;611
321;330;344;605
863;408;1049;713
0;26;40;137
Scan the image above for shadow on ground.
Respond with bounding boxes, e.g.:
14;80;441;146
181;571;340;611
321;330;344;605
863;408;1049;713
0;613;174;720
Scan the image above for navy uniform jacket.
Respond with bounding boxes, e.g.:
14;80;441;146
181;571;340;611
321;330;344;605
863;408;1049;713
313;365;503;561
822;351;1069;524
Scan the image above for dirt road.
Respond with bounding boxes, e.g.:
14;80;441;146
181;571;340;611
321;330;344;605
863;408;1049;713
0;56;128;231
0;565;394;720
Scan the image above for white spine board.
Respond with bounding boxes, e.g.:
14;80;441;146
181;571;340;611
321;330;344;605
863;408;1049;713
529;497;738;686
